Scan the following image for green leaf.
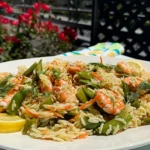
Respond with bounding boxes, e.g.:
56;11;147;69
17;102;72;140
31;87;38;98
122;81;139;108
0;75;14;97
0;84;14;97
138;81;150;92
0;74;12;86
42;91;51;97
126;92;139;103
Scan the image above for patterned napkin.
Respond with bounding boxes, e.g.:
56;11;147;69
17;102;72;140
61;42;124;57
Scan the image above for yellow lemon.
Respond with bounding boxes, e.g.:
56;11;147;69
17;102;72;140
124;59;144;75
0;113;26;133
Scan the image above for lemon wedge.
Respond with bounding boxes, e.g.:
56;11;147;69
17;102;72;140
0;113;26;133
124;59;144;75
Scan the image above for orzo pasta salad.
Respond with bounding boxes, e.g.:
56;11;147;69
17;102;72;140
0;57;150;142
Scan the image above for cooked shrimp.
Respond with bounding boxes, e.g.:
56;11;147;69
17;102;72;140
44;103;73;111
117;62;132;74
0;76;24;112
58;90;70;103
67;60;88;75
0;92;17;112
67;66;81;74
53;80;67;92
123;77;143;90
95;89;125;115
56;88;79;104
54;79;72;86
24;105;63;118
39;74;52;92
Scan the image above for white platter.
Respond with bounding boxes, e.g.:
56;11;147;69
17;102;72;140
0;56;150;150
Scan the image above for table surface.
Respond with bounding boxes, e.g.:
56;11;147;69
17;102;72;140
0;55;150;150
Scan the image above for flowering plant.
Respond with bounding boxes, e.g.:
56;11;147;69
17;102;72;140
0;1;77;62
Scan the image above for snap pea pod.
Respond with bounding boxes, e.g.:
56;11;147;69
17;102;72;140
76;88;88;103
35;60;48;81
95;107;132;135
52;68;60;80
23;62;37;76
39;92;53;108
83;116;101;129
36;59;42;73
77;71;92;80
39;97;53;109
65;109;79;120
6;89;30;115
22;118;36;135
79;79;99;89
88;64;98;71
141;117;150;125
131;98;140;108
82;87;95;98
79;79;90;84
89;63;121;72
122;81;130;103
67;109;79;116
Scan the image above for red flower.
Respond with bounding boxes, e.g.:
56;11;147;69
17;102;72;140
12;36;19;43
18;15;24;22
23;13;32;20
27;8;34;15
0;1;8;8
0;1;13;14
41;21;47;27
27;8;39;15
42;3;50;12
63;27;77;41
33;2;41;10
0;48;3;54
33;2;50;12
5;6;13;14
5;36;19;43
47;21;52;30
10;20;19;26
18;13;32;24
0;17;9;24
53;25;59;32
58;32;68;42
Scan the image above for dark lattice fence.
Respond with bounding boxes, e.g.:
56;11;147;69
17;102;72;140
91;0;150;61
